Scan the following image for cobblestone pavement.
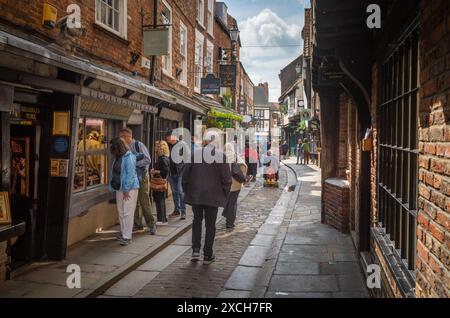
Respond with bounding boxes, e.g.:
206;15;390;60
102;168;288;298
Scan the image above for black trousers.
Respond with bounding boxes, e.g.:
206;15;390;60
192;205;218;257
222;190;240;227
247;163;258;177
153;191;168;222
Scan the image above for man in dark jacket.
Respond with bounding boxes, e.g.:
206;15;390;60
166;132;187;220
183;140;232;265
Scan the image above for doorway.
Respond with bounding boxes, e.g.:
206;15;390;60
9;122;42;269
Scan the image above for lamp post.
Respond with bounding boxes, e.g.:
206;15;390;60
229;25;240;114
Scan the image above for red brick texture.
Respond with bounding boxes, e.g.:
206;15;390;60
323;179;350;234
416;0;450;298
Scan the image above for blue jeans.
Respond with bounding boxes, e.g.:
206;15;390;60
168;175;186;213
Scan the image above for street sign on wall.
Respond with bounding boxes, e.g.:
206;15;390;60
220;64;237;87
201;74;221;95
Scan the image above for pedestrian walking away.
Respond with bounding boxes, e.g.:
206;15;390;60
120;128;156;235
151;141;171;225
222;143;248;230
302;138;311;165
166;132;187;220
109;137;140;246
183;137;232;265
296;139;303;165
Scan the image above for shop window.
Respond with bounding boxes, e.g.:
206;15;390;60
378;29;419;270
95;0;127;38
74;118;108;193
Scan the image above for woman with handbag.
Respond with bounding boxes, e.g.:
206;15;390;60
150;141;171;225
222;143;248;230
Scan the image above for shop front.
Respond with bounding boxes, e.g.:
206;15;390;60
0;30;174;280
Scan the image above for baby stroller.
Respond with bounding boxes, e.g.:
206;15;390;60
263;164;279;188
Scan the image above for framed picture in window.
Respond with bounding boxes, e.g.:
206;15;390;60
10;137;30;198
53;111;70;136
0;192;12;225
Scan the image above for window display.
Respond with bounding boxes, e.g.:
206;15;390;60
74;118;108;192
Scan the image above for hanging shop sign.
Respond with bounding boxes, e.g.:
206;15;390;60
201;74;221;95
159;107;184;122
219;64;237;87
143;28;170;56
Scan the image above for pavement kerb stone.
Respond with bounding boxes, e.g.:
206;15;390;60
249;162;302;298
80;176;261;298
222;163;300;296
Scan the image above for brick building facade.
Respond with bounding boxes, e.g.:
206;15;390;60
0;0;253;283
310;0;450;298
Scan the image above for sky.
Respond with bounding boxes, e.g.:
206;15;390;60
226;0;310;102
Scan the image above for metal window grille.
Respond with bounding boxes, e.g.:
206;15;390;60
378;29;419;271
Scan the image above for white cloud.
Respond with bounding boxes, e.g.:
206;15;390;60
238;8;302;102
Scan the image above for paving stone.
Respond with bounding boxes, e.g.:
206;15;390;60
137;245;190;272
274;262;320;275
268;275;339;292
281;244;328;254
218;290;252;298
258;224;279;236
250;234;275;247
319;262;362;275
224;266;260;291
278;252;331;263
333;252;358;262
104;271;159;297
238;246;271;267
337;274;368;291
266;291;332;298
75;250;137;267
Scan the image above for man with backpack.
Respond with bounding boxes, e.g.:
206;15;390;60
119;128;157;235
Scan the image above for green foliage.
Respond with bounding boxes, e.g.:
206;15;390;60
221;93;233;109
296;120;307;132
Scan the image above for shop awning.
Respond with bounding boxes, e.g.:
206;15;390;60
163;89;208;115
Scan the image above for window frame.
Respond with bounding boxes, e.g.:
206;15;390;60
197;0;205;28
161;0;173;77
194;30;205;93
377;28;419;271
207;0;214;35
179;21;188;85
95;0;128;39
206;39;214;74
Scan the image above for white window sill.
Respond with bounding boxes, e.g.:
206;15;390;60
94;21;127;40
197;21;206;30
162;69;174;79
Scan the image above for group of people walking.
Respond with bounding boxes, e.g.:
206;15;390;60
108;130;250;265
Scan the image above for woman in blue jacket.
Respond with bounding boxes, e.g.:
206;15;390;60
109;137;140;246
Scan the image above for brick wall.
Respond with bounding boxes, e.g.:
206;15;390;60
348;98;357;233
323;179;350;234
338;93;348;178
416;0;450;298
0;0;151;77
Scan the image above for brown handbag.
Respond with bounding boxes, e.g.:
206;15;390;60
150;175;168;192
